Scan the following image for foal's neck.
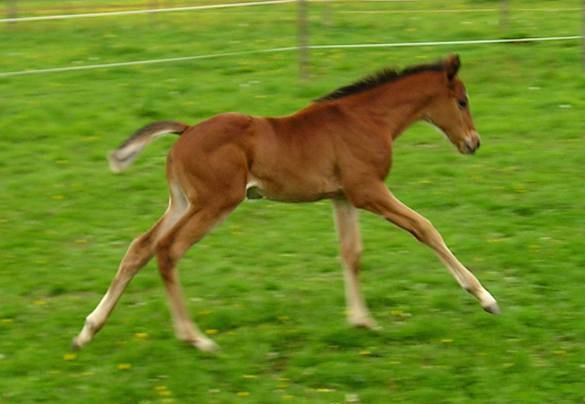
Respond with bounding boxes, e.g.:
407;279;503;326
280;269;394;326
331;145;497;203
349;71;442;140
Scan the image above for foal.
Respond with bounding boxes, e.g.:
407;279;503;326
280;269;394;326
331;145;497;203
73;54;499;352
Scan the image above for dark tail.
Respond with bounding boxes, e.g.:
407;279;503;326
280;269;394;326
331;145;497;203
107;121;189;173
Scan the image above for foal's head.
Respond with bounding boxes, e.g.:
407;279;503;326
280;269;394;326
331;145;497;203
422;54;480;155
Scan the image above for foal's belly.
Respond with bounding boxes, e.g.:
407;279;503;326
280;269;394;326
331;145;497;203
246;173;342;203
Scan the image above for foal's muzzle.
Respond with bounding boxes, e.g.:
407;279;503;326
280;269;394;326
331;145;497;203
460;132;481;155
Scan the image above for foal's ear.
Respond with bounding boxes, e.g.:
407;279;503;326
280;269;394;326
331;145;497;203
444;54;461;81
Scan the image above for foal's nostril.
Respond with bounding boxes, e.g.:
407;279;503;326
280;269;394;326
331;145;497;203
476;139;481;150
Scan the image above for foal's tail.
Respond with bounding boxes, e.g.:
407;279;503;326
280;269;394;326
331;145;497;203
108;121;189;173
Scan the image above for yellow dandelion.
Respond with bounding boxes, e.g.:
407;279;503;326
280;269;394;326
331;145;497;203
440;338;453;344
33;299;47;306
134;332;149;339
117;363;132;370
205;329;218;335
514;185;527;193
155;385;172;397
316;388;333;393
63;353;77;361
237;391;250;397
487;238;504;244
359;350;371;356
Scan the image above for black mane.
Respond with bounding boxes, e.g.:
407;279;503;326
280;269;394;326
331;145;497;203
316;61;445;102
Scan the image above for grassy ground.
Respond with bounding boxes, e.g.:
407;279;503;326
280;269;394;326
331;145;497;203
1;0;585;402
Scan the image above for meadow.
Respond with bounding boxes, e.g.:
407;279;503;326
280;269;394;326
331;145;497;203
1;0;585;402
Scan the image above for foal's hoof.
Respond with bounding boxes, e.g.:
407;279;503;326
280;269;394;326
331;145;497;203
71;336;84;351
189;337;220;353
349;316;382;331
482;302;501;315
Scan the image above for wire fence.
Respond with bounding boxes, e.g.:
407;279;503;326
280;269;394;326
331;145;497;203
2;0;585;78
0;0;297;23
2;36;582;78
1;0;582;22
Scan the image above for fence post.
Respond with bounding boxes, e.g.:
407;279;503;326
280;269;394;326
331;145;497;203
582;0;585;70
297;0;309;80
322;2;331;27
149;0;159;27
500;0;509;34
6;0;18;22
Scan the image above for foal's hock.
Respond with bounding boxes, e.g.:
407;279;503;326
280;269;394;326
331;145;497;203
73;54;498;352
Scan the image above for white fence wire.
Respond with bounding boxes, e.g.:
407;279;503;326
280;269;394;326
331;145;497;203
1;35;582;78
0;0;297;23
1;0;580;23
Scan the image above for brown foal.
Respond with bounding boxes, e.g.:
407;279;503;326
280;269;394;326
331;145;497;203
73;54;499;352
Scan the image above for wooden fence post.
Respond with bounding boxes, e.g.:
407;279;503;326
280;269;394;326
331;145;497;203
298;0;309;80
6;0;18;22
322;2;331;27
149;0;159;27
500;0;509;34
582;0;585;70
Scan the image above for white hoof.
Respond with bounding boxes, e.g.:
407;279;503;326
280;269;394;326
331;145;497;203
483;301;501;315
477;289;500;315
190;336;220;353
348;315;381;331
72;323;95;350
71;336;84;351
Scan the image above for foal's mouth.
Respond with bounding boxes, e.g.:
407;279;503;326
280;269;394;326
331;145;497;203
459;136;481;155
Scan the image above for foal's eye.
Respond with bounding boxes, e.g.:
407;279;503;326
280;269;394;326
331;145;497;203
458;99;467;109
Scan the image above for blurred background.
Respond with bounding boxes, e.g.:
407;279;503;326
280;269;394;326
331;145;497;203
1;0;585;402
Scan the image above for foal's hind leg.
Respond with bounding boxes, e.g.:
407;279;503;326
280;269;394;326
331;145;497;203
347;182;499;314
155;197;242;352
73;219;162;349
332;199;379;330
73;186;188;349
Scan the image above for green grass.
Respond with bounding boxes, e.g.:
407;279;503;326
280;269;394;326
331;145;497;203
1;0;585;402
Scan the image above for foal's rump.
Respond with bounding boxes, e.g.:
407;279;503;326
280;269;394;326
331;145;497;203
107;113;253;174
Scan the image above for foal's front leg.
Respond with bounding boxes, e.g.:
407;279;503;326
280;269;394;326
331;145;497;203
332;199;379;329
348;183;500;314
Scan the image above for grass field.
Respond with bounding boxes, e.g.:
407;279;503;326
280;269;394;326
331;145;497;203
2;0;585;402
